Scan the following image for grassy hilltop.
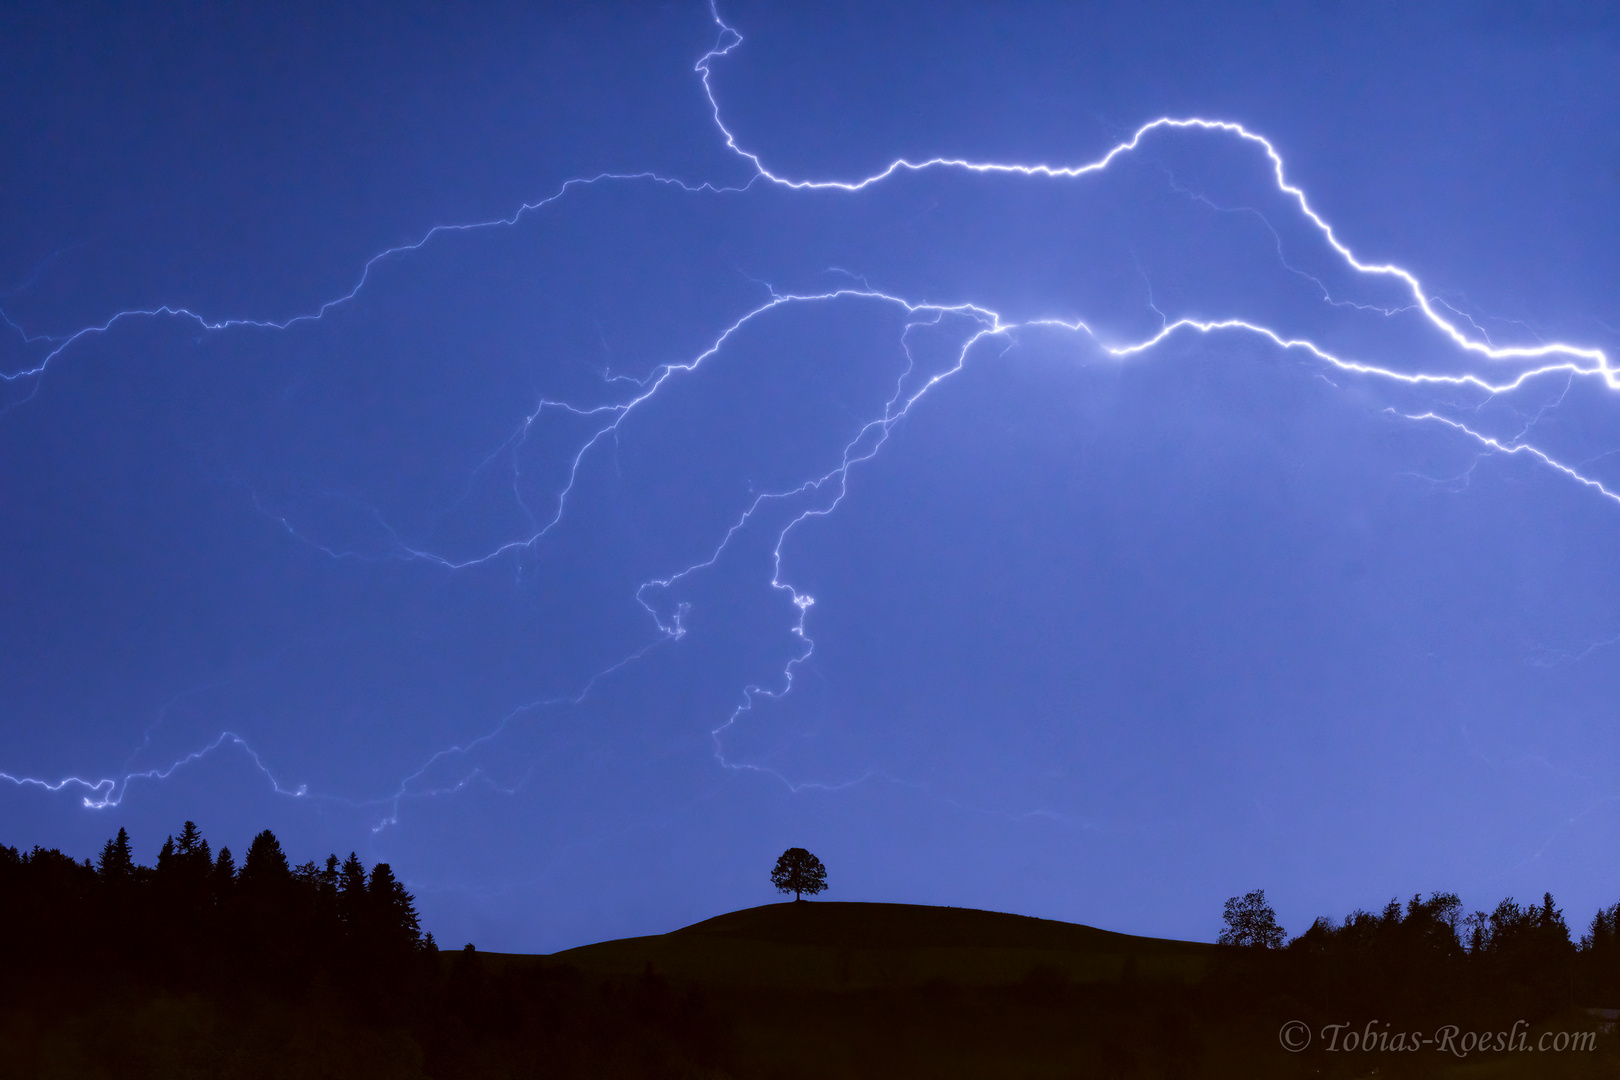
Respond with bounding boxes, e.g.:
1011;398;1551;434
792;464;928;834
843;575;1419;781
546;899;1211;990
447;900;1613;1080
533;901;1218;1077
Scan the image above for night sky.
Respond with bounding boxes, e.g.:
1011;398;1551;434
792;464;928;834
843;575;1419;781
4;1;1620;953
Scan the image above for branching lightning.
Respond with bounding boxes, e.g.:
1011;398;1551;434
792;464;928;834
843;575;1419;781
2;1;1614;822
0;731;307;810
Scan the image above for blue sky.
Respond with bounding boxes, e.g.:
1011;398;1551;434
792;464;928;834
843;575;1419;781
3;1;1619;952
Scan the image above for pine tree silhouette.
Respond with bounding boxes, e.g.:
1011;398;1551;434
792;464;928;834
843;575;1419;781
338;851;368;929
366;863;422;947
211;846;235;900
155;835;176;875
96;827;134;881
239;829;291;890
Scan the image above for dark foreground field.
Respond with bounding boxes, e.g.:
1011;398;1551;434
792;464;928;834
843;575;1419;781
545;899;1220;1077
6;899;1617;1077
496;901;1613;1079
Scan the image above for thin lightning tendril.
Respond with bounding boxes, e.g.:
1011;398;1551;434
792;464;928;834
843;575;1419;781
2;1;1614;820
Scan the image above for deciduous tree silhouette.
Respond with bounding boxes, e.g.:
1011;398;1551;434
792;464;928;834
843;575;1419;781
770;847;827;901
1219;888;1285;949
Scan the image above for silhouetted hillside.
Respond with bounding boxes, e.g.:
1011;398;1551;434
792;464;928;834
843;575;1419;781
3;828;1617;1078
534;900;1613;1078
675;900;1205;952
551;900;1210;991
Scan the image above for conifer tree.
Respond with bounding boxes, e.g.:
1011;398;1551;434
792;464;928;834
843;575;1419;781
367;863;422;945
1583;903;1619;953
97;827;135;881
176;821;203;856
338;852;368;927
1539;892;1570;940
212;846;235;890
238;830;290;892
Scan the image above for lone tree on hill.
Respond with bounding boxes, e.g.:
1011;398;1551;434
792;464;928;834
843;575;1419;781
770;847;827;901
1219;888;1286;948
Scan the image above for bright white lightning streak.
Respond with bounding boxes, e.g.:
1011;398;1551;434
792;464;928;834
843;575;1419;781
694;4;1608;379
2;1;1616;814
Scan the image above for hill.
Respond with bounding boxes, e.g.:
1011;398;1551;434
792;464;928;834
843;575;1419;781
545;900;1212;990
514;904;1614;1078
514;903;1222;1077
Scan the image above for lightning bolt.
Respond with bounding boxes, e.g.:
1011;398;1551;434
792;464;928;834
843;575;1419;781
0;731;307;810
1;1;1613;825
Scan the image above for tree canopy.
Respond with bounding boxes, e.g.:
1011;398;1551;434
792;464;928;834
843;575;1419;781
770;847;827;901
1219;888;1286;949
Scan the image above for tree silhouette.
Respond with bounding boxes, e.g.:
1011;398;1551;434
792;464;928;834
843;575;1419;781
1219;888;1285;948
176;820;208;861
367;863;421;941
239;829;291;892
770;847;827;901
96;827;134;881
339;850;368;928
211;845;235;900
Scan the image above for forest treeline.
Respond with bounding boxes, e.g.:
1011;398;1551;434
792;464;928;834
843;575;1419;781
1207;886;1620;1060
2;824;1616;1077
2;823;431;1010
0;824;730;1079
